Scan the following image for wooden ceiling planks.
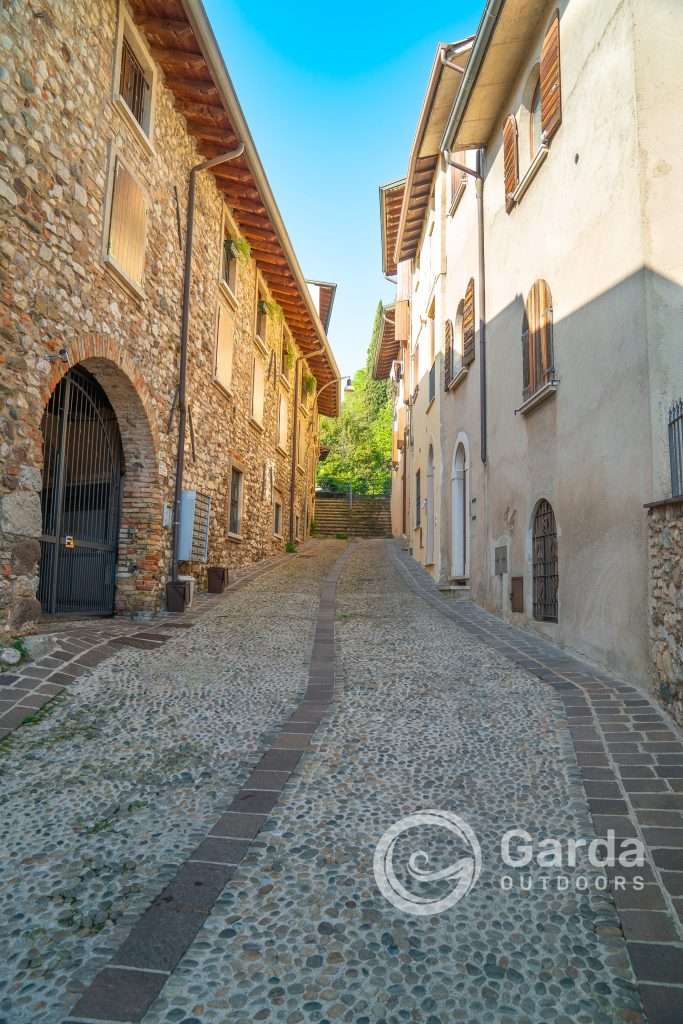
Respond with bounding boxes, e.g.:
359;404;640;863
129;0;338;414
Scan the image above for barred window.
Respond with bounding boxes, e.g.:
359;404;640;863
228;467;242;535
119;36;151;132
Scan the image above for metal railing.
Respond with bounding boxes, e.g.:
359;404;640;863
669;398;683;497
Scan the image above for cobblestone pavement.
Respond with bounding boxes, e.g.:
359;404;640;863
4;539;683;1024
0;542;343;1024
137;540;640;1024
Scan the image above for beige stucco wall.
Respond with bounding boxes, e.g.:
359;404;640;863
393;0;683;684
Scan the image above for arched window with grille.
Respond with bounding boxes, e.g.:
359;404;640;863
532;498;558;622
522;280;554;400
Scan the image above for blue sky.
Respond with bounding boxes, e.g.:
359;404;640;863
204;0;483;377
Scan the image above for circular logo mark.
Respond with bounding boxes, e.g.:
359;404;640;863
373;809;481;916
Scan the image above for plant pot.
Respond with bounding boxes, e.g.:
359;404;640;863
166;580;190;613
207;566;228;593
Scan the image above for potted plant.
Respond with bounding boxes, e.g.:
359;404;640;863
224;236;251;263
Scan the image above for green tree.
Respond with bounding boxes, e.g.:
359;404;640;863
317;302;393;495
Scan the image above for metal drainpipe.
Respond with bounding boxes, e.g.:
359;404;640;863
171;144;244;584
476;147;487;464
441;146;487;463
289;348;325;545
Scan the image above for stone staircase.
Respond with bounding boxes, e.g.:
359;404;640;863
313;495;393;538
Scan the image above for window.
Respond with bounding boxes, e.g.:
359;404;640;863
228;467;243;536
280;331;291;381
412;343;420;393
119;38;151;132
295;513;300;539
444;321;455;389
222;232;238;295
522;280;554;400
449;151;467;212
114;13;155;141
251;353;265;426
256;295;267;344
214;300;234;392
503;11;562;211
529;75;542;157
297;410;307;468
273;491;283;537
277;391;288;451
532;499;558;622
106;157;146;288
415;470;421;527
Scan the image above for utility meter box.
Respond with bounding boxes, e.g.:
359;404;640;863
177;490;211;562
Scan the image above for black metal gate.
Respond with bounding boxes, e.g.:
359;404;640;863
38;367;123;616
532;499;558;622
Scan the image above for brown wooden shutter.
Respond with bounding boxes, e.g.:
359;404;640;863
462;279;475;366
444;320;453;389
502;115;519;213
521;310;530;399
538;279;554;383
540;11;562;141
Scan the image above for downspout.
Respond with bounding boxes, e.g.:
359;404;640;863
171;144;244;584
442;146;487;464
289;348;325;545
476;148;487;465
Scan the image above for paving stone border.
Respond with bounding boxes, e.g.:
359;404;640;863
0;551;290;742
389;540;683;1024
63;542;354;1023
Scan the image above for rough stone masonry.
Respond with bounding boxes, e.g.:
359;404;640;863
0;0;327;636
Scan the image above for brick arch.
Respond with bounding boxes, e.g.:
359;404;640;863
41;335;164;615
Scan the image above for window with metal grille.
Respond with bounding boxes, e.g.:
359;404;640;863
415;470;421;527
119;37;151;132
522;280;554;400
273;492;283;537
229;468;242;535
107;158;146;287
532;499;558;622
669;399;683;497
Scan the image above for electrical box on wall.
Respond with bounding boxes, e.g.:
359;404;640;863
178;490;211;562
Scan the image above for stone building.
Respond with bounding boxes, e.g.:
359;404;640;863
377;0;683;690
0;0;339;634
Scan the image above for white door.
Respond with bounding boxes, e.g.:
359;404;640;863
451;444;467;578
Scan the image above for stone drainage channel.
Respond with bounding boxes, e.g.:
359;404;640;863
64;544;355;1023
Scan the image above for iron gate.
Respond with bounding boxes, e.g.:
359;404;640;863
532;499;558;622
38;367;123;616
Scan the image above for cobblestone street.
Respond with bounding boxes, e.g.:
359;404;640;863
2;541;683;1023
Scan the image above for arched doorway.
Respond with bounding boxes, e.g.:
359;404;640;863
451;441;468;579
425;444;435;565
39;366;123;615
532;498;558;622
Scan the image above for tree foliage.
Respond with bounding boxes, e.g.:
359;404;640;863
317;302;393;495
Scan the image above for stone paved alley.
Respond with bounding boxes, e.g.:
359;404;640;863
1;541;683;1024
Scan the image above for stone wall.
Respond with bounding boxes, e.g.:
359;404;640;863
648;499;683;726
0;0;323;635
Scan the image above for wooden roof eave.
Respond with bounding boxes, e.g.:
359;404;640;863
130;0;340;415
441;0;550;152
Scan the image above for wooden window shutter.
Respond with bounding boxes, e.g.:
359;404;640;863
538;279;554;383
540;11;562;141
462;279;475;366
502;115;519;213
444;320;453;389
521;310;530;399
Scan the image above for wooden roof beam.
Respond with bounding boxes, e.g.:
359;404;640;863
150;48;206;72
